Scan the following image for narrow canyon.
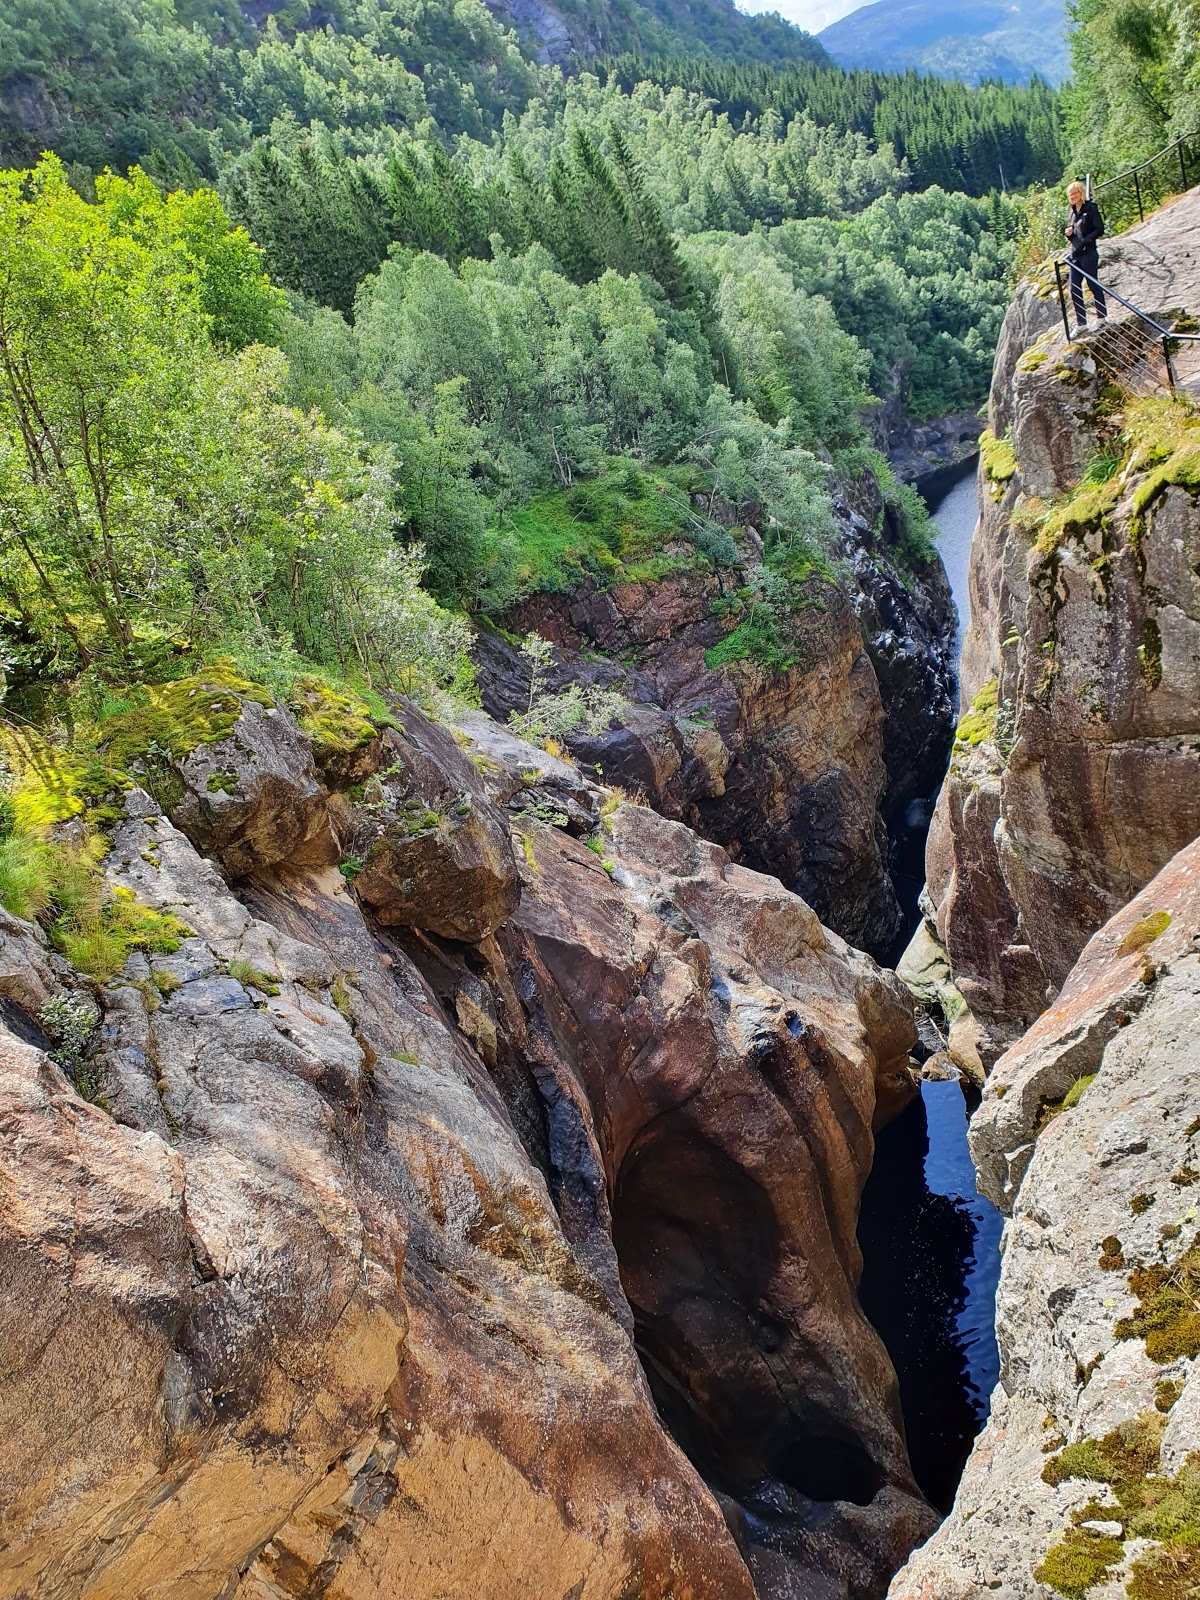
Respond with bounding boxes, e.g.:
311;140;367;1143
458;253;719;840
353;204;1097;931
4;186;1200;1600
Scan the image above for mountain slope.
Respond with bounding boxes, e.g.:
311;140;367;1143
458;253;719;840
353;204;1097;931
818;0;1067;85
485;0;828;63
0;0;825;173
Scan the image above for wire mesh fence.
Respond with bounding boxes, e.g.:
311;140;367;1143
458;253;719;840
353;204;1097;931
1052;258;1200;396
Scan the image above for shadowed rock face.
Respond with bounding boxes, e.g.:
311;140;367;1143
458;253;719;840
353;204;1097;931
476;474;954;962
924;189;1200;1057
0;690;935;1600
890;840;1200;1599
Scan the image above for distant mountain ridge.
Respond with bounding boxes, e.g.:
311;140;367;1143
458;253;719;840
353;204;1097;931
818;0;1067;85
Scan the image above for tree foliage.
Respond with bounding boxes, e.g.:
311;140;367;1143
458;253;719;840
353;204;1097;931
0;156;469;696
603;54;1065;195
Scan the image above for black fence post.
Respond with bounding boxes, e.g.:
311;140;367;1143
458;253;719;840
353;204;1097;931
1134;167;1145;221
1181;138;1190;191
1054;259;1073;338
1163;335;1178;392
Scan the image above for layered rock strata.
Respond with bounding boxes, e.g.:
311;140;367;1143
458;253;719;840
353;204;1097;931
479;472;954;960
923;188;1200;1059
891;838;1200;1598
0;683;936;1600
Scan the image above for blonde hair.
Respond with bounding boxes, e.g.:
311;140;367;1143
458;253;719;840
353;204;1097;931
1067;181;1086;200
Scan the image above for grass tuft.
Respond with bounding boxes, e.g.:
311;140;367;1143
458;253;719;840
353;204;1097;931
227;957;281;996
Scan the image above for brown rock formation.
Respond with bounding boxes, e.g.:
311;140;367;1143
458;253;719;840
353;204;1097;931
477;472;954;960
0;690;935;1600
346;722;521;940
171;697;339;875
924;188;1200;1056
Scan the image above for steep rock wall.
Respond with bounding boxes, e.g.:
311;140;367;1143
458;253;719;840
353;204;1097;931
0;685;935;1600
891;840;1200;1598
924;189;1200;1056
480;473;955;961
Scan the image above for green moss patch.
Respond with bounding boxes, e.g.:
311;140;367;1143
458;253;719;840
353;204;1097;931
1025;397;1200;568
1128;1541;1200;1600
1120;909;1172;957
1035;1528;1125;1597
1116;1234;1200;1362
1099;1233;1126;1271
1139;618;1164;690
287;676;385;760
980;429;1017;500
1037;1412;1200;1598
1017;345;1052;372
0;725;128;836
954;678;999;748
1034;478;1122;555
98;660;274;770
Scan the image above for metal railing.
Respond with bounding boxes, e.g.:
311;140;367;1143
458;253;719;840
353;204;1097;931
1052;256;1200;394
1087;133;1199;227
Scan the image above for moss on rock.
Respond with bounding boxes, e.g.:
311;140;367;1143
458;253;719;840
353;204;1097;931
1035;1528;1125;1597
287;676;386;760
1115;1234;1200;1362
980;429;1017;500
1120;909;1173;957
954;678;999;748
99;660;274;771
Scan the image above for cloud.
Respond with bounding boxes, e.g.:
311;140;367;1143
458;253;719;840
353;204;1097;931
735;0;865;34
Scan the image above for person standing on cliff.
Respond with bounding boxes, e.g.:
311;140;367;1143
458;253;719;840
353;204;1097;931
1066;181;1107;334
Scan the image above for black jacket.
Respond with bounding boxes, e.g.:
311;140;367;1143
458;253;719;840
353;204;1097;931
1069;198;1105;258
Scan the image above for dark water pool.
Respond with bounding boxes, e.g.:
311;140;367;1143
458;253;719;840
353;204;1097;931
858;1080;1003;1512
857;465;1002;1514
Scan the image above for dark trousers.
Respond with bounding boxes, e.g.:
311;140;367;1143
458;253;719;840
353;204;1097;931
1070;248;1107;323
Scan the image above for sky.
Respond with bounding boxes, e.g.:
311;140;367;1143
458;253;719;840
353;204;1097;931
735;0;867;35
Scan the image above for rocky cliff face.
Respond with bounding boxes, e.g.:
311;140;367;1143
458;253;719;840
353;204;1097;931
480;474;955;962
923;189;1200;1060
891;839;1200;1599
0;675;936;1600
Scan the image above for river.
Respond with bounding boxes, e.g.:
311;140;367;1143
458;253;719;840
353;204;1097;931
928;467;979;663
858;459;1004;1515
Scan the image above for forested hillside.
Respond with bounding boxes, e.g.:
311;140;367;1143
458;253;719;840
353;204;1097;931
0;0;1068;954
0;0;822;174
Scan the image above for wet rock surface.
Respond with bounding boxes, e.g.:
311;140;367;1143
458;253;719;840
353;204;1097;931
0;687;937;1600
890;839;1200;1599
477;475;954;961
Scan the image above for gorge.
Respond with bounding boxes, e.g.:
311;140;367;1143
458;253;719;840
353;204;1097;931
3;7;1200;1592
